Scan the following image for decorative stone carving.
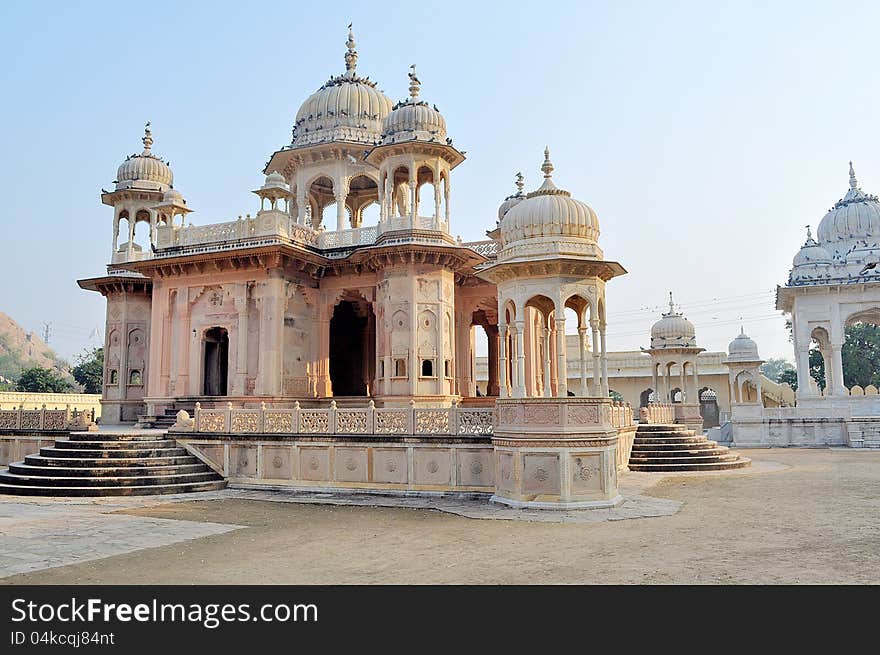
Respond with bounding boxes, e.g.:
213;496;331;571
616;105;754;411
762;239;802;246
231;412;260;433
264;411;294;433
199;411;226;432
457;409;494;435
375;410;407;434
415;409;449;434
567;404;599;425
336;410;368;434
299;411;329;433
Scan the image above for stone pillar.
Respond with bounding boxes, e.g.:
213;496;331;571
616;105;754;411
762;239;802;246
335;178;349;232
498;324;508;399
556;317;568;398
796;347;813;398
316;305;332;397
409;166;418;222
487;325;500;396
600;326;609;396
542;326;552;398
652;364;659;403
830;344;846;396
256;273;285;397
578;327;588;396
233;285;249;396
591;320;601;397
170;289;190;396
437;308;446;396
515;321;526;399
296;185;307;225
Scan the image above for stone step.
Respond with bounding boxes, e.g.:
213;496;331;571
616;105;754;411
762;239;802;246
628;458;752;472
628;453;741;465
637;424;694;433
631;441;720;451
630;447;733;458
54;439;179;450
633;436;714;446
636;430;698;438
0;470;222;488
25;454;201;468
8;462;210;478
38;446;188;459
67;433;169;442
0;479;228;497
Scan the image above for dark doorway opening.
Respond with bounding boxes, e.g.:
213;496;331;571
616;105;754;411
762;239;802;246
204;327;229;396
329;299;375;396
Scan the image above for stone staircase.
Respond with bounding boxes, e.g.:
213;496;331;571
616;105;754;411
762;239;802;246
628;424;751;472
0;430;226;496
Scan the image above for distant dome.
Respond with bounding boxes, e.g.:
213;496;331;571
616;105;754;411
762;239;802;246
162;188;184;204
115;123;173;191
497;173;526;222
816;162;880;250
380;67;447;144
728;328;760;361
650;293;697;349
291;28;393;148
499;149;602;261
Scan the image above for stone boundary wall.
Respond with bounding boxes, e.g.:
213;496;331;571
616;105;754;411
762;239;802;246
0;392;102;418
0;431;67;466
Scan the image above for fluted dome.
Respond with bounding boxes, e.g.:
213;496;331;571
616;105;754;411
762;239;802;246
499;149;602;261
727;328;760;362
793;228;832;266
498;173;526;222
262;171;288;190
162;188;184;204
816;163;880;253
650;294;697;349
291;28;392;148
380;67;447;144
115;123;173;191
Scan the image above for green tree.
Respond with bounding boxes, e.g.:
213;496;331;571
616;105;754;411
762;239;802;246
841;323;880;388
72;347;103;393
809;349;825;390
778;368;798;390
760;357;795;382
15;367;73;393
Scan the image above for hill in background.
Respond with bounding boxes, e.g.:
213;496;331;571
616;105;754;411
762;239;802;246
0;312;71;386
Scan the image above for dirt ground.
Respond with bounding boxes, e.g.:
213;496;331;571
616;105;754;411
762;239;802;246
3;448;879;584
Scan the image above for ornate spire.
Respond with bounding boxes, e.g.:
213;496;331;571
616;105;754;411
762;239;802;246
408;64;420;100
850;161;859;189
668;291;675;314
515;171;524;195
344;23;358;75
806;224;812;241
142;121;153;154
542;147;554;179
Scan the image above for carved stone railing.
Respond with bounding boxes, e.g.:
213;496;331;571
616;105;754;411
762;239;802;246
464;239;499;259
609;401;636;429
317;225;378;250
181;400;494;437
639;402;675;424
0;405;97;431
154;211;319;253
379;215;440;234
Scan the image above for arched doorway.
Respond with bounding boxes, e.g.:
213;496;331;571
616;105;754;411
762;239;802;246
203;327;229;396
700;387;719;427
329;297;376;396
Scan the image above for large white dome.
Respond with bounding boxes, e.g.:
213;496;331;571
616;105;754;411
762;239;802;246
816;163;880;253
499;149;602;261
291;29;392;148
115;123;173;191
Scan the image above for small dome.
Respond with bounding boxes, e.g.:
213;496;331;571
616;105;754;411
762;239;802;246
728;328;760;361
650;293;697;349
291;28;393;148
162;188;184;204
263;171;288;189
816;162;880;249
380;67;447;144
499;149;602;261
497;172;526;222
793;227;832;267
115;123;173;191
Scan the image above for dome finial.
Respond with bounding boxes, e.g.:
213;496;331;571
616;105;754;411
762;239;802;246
344;23;358;75
668;291;675;314
142;121;153;154
849;161;859;189
805;224;812;241
515;172;524;194
408;64;420;100
542;147;554;179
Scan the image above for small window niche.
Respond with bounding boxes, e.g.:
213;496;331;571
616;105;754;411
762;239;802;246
378;359;385;378
393;358;408;378
421;359;435;377
128;370;142;385
108;370;119;385
444;359;451;378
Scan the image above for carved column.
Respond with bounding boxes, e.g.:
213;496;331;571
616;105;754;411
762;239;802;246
578;327;588;396
556;317;568;398
498;324;508;399
335;176;349;232
514;320;526;398
600;326;609;396
233;284;249;396
316;301;332;397
542;326;552;398
830;344;845;396
296;184;307;225
591;319;601;396
486;324;500;396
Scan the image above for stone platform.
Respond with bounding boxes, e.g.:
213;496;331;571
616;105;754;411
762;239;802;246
628;424;751;472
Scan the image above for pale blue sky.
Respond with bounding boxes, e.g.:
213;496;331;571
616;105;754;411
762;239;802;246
1;0;878;363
